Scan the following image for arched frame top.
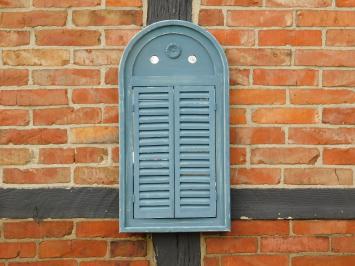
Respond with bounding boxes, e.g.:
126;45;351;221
119;20;230;232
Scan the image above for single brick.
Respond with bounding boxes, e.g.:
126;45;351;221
36;29;100;46
34;107;101;125
202;0;261;6
261;236;329;252
227;10;292;27
230;89;285;105
297;11;355;26
294;220;355;235
74;49;122;66
0;0;29;7
252;108;318;124
230;108;247;124
0;31;30;47
103;106;119;123
324;148;355;165
0;148;32;165
259;30;322;46
327;30;355;46
9;261;77;266
3;49;69;66
222;255;288;266
323;70;355;87
3;168;70;184
251;148;320;165
33;0;100;7
105;29;140;46
199;9;224;26
0;128;67;144
208;29;254;46
0;11;66;28
266;0;331;7
336;0;355;6
106;0;142;6
0;109;29;126
284;168;353;185
110;240;147;257
73;10;142;26
226;220;289;236
72;88;118;104
74;166;118;185
71;127;118;144
0;242;36;259
105;67;118;85
76;220;140;238
231;168;281;185
229;69;250;86
323;108;355;125
39;240;107;258
295;50;355;67
75;147;107;163
230;127;285;144
205;237;257;254
253;69;318;86
290;89;355;104
4;221;73;239
33;69;100;86
293;256;355;266
230;147;246;165
0;69;28;86
39;148;75;164
289;128;355;145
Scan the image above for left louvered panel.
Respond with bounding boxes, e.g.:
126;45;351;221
133;87;174;218
174;86;217;218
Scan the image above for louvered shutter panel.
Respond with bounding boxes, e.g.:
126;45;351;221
133;87;175;219
174;86;217;218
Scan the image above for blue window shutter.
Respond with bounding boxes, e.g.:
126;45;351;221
174;86;217;218
133;87;175;219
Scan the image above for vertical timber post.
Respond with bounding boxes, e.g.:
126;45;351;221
147;1;200;266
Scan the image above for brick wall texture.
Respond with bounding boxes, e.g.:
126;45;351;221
0;0;354;265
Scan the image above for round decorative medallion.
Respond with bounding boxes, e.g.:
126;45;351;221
165;43;182;59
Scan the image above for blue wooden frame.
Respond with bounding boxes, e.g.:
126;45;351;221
119;20;230;232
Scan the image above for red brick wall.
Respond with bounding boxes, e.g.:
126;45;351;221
0;0;354;265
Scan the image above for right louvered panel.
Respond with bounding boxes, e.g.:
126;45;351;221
174;86;217;218
133;87;174;219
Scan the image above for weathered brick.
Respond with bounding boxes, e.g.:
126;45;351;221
110;240;146;257
0;90;67;106
324;148;355;165
226;220;289;236
230;147;246;165
9;261;77;266
209;29;254;46
230;127;284;144
39;240;107;258
74;49;122;66
333;237;355;252
73;10;142;26
34;107;101;125
72;88;118;104
227;10;292;27
323;108;355;125
71;127;118;144
33;69;100;86
74;166;118;185
0;242;36;259
284;168;353;185
231;168;281;185
229;69;250;86
251;148;320;165
106;0;142;6
202;0;261;6
80;261;148;266
75;147;107;163
230;89;285;105
222;255;288;266
0;11;66;28
295;50;355;67
4;221;73;239
3;49;69;66
327;30;355;47
226;48;291;66
289;128;355;145
39;148;75;164
259;30;321;46
105;29;139;46
0;129;67;144
261;236;329;252
0;69;28;86
0;31;30;47
199;9;224;26
112;147;119;163
253;69;318;86
297;11;355;26
0;109;29;125
76;220;140;238
323;70;355;87
33;0;100;7
293;256;355;266
266;0;331;7
103;106;118;123
0;0;29;7
336;0;355;6
230;108;246;124
0;148;32;165
290;89;355;104
206;237;257;254
293;221;355;235
253;108;318;124
3;168;70;184
105;67;118;85
204;257;219;266
36;29;100;46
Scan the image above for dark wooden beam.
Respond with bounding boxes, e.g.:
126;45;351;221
147;0;192;24
1;188;355;220
146;1;198;265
